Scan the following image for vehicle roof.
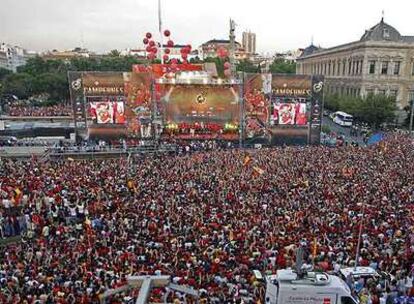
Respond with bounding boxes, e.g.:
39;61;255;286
268;269;351;294
340;267;379;278
334;111;353;117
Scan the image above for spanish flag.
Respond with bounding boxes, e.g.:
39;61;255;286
312;237;318;257
13;188;22;205
252;166;265;176
243;155;252;167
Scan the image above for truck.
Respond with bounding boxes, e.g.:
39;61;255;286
264;269;359;304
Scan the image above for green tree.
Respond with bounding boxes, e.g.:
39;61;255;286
357;94;396;128
108;49;121;57
189;57;203;64
325;93;396;128
269;58;296;74
2;73;34;99
236;59;260;73
0;68;12;81
32;72;69;101
204;57;225;78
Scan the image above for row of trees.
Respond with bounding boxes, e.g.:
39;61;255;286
0;55;296;102
324;93;397;128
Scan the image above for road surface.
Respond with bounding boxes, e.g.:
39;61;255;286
322;116;365;145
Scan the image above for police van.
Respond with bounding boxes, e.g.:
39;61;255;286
264;269;359;304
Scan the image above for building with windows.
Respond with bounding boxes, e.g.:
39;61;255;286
0;51;8;70
242;31;256;54
0;43;32;72
199;39;248;61
296;18;414;110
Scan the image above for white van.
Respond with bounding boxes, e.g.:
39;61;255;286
265;269;358;304
332;111;353;127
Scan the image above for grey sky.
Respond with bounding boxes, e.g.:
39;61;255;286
1;0;413;54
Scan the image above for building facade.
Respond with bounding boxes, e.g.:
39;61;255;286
199;39;248;61
0;43;31;72
242;31;256;54
0;51;8;70
296;19;414;109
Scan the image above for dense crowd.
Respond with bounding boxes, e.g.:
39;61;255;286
0;134;413;303
6;104;72;117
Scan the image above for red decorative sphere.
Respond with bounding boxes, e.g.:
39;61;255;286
167;40;174;47
149;40;155;47
143;38;149;45
163;54;169;61
164;30;171;37
164;48;170;54
171;58;178;64
146;32;152;39
181;53;188;60
146;46;152;52
151;47;158;53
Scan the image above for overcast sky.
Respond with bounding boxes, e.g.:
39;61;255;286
1;0;413;54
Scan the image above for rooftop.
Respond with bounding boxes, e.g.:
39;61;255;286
299;18;414;58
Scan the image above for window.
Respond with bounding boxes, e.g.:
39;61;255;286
383;28;390;39
389;90;398;97
348;60;352;75
381;61;389;75
412;62;414;76
366;89;374;96
369;60;376;74
394;61;401;75
409;90;414;102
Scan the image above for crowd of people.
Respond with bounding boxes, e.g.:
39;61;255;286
0;134;413;303
5;104;72;117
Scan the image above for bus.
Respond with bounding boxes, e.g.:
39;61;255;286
332;111;353;127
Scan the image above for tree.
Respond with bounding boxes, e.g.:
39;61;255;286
357;94;396;128
108;49;121;57
2;73;34;99
236;59;260;73
0;68;12;81
204;57;225;78
325;93;396;128
189;57;203;64
269;58;296;74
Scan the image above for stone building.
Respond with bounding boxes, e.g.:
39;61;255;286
199;39;248;61
296;19;414;110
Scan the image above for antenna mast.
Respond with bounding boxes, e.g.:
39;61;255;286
158;0;164;63
229;19;237;77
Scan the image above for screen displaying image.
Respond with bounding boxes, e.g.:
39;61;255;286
162;84;240;124
90;101;126;124
272;102;309;126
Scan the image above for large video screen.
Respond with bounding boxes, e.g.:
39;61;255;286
272;100;309;126
269;75;313;145
244;73;271;139
90;101;126;124
124;72;152;137
162;84;240;125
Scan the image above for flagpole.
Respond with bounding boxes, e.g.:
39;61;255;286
158;0;164;64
